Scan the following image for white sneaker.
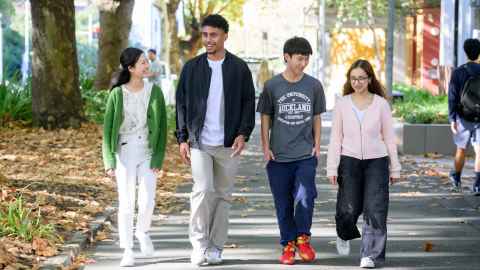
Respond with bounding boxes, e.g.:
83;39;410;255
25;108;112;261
135;231;154;257
206;247;223;265
119;248;135;267
336;237;350;256
191;248;207;266
360;257;375;268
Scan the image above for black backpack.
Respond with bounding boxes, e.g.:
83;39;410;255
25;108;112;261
460;64;480;122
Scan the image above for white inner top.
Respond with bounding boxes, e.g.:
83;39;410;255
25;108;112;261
119;82;152;137
201;58;225;146
350;96;366;122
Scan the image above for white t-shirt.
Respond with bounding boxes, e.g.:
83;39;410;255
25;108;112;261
119;82;152;137
350;96;366;122
200;58;225;146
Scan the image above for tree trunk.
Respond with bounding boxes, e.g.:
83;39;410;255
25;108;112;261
368;25;383;75
366;0;382;77
180;33;202;60
181;11;203;61
167;0;181;75
30;0;83;129
156;0;170;64
94;0;135;90
385;0;395;97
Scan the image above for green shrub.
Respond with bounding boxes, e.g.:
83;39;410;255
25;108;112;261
0;196;57;242
0;76;178;130
0;81;32;126
82;88;109;124
80;74;109;124
3;27;25;80
393;83;448;124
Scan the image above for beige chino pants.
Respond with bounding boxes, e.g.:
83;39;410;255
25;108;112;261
189;145;240;251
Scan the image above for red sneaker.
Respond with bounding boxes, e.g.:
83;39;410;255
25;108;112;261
296;234;316;262
279;241;296;265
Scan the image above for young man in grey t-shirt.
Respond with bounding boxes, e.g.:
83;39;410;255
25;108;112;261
256;37;326;265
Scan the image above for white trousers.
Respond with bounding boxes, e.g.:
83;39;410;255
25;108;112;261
189;145;240;250
115;133;156;249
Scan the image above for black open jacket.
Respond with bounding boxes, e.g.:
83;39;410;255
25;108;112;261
175;51;256;148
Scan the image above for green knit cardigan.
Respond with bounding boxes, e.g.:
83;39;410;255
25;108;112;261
102;85;167;170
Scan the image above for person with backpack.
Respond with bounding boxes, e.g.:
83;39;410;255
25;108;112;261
448;38;480;196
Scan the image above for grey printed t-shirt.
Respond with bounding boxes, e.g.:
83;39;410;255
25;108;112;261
256;74;326;162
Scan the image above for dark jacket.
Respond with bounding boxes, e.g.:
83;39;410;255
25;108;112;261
175;51;256;147
448;61;480;122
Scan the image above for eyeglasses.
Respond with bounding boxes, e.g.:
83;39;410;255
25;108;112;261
350;77;369;83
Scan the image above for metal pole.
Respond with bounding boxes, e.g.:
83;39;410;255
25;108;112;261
88;12;93;46
0;13;3;84
22;0;30;85
317;0;325;82
385;0;395;97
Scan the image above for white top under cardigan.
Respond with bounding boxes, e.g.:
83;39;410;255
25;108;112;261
350;96;366;122
119;82;153;137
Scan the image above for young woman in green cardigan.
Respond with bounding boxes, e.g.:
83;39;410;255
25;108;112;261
102;47;167;267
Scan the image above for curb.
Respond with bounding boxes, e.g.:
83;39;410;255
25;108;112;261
458;194;480;230
38;207;116;270
463;194;480;210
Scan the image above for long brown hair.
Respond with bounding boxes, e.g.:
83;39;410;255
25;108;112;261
342;59;386;98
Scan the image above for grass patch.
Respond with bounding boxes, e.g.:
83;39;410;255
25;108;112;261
0;196;57;242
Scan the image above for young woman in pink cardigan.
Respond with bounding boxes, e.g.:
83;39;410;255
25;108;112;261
326;59;401;269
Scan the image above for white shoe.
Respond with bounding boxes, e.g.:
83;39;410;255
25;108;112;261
135;231;154;257
336;237;350;256
206;247;223;265
119;248;135;267
191;248;207;266
360;257;375;268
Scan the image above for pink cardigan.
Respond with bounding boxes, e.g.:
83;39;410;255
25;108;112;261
326;94;401;178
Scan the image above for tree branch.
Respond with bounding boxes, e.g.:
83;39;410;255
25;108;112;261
193;0;199;17
199;0;205;16
215;0;234;14
186;0;195;17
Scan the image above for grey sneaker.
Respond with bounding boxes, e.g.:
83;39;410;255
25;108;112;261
191;248;207;266
206;247;223;265
360;257;375;268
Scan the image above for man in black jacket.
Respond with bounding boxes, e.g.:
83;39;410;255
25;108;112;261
175;14;255;266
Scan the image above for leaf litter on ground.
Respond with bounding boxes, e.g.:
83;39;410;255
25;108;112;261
0;123;190;269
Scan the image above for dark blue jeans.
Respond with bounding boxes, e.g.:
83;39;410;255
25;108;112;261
336;155;390;262
266;157;318;246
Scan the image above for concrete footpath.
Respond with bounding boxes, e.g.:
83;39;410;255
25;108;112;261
85;113;480;270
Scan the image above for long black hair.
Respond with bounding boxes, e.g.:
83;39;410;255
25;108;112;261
110;47;144;90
